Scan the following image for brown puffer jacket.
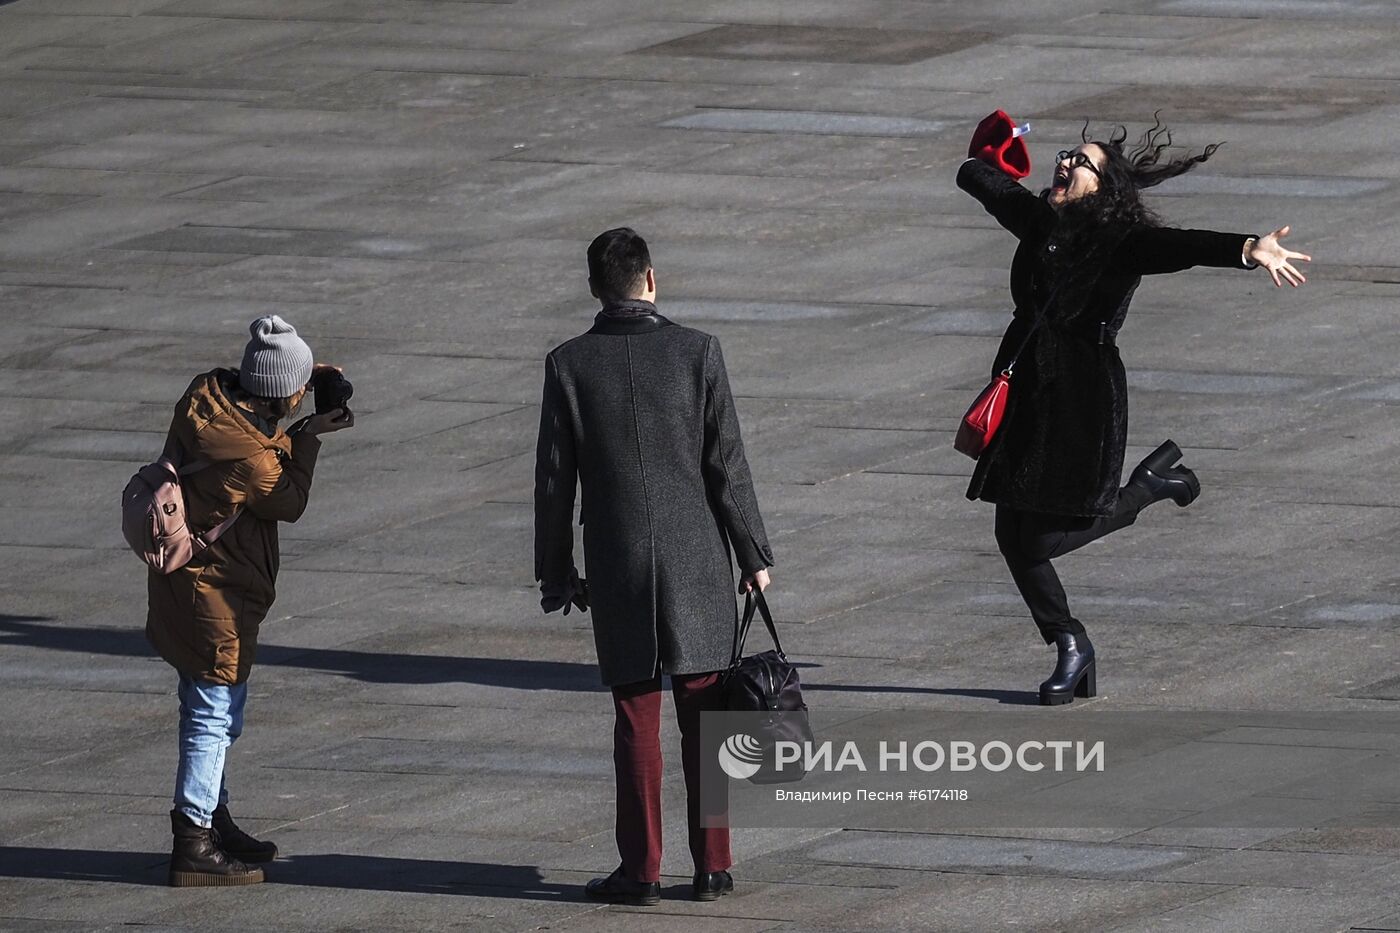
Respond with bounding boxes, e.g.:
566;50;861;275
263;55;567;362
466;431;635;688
146;369;320;686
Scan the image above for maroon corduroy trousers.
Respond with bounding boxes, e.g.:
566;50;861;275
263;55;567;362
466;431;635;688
610;671;731;882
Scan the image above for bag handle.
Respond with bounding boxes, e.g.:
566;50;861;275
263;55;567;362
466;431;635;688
732;589;785;665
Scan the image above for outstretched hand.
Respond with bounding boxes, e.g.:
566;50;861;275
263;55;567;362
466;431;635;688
1247;226;1311;288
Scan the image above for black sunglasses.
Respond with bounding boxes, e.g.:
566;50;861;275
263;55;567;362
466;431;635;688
1056;150;1102;178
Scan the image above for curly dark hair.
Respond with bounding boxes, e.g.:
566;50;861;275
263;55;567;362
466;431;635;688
1056;114;1223;233
1039;114;1223;276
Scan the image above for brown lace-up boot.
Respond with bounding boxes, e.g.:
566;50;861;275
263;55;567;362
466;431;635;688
168;809;264;887
211;804;278;863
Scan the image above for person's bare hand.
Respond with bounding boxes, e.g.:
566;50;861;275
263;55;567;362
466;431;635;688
300;408;354;436
1247;226;1311;288
739;568;771;594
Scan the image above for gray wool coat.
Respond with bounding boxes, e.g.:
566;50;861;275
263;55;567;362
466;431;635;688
534;301;775;687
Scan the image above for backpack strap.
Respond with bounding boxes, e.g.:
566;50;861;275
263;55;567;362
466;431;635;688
171;456;242;550
193;509;241;551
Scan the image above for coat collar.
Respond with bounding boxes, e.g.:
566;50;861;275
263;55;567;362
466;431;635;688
589;300;674;335
174;369;292;462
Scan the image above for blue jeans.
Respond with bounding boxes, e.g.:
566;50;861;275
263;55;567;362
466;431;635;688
174;674;247;827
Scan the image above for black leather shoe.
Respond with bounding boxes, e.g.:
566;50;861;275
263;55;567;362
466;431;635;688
693;870;734;902
585;867;660;906
168;810;264;887
1040;632;1096;706
211;804;278;863
1128;440;1200;508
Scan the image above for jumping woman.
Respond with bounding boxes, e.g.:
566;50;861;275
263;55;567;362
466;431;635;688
957;114;1311;705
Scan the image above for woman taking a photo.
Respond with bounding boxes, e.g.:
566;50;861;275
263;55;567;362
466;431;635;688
146;315;353;885
958;114;1310;705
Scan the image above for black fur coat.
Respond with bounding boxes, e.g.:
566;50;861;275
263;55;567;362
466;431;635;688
957;159;1253;517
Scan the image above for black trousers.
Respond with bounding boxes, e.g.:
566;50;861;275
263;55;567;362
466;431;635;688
994;485;1152;643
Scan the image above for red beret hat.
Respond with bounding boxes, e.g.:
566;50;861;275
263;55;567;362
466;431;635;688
969;110;1031;179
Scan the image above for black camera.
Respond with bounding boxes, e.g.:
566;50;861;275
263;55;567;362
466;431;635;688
312;369;354;415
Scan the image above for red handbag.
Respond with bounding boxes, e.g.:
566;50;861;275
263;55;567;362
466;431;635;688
955;370;1012;458
954;279;1070;460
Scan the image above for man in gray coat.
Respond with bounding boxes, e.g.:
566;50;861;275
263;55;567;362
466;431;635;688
534;227;774;905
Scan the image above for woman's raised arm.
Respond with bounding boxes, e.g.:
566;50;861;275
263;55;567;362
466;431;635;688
957;158;1055;242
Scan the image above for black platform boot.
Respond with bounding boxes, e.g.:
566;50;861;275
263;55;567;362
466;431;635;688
1040;632;1096;706
168;810;264;887
212;804;278;863
1127;440;1200;507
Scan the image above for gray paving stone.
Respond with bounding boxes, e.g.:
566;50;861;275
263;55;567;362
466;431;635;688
1150;848;1398;889
1128;369;1319;396
1252;827;1400;857
553;913;775;932
785;871;1222;933
158;139;511;179
801;830;1203;878
1349;674;1400;701
1157;173;1391;199
1161;0;1400;17
0;921;111;933
0;98;201;145
112;224;459;260
14;19;337;74
1114;825;1293;849
5;0;1400;929
0;164;231;197
1044;80;1398;125
662;108;951;138
19;133;234;173
1357;909;1400;931
642;24;996;66
1100;887;1400;933
0;198;208;259
270;736;610;779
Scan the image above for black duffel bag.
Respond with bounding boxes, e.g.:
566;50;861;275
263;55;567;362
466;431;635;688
722;590;813;784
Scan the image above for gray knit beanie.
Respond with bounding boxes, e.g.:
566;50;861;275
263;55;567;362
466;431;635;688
239;315;314;399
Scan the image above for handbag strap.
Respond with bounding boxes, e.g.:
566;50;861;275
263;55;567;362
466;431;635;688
1004;276;1070;375
732;590;785;664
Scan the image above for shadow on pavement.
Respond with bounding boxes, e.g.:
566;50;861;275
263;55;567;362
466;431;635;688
804;683;1040;705
3;616;1035;703
0;615;605;691
0;847;587;900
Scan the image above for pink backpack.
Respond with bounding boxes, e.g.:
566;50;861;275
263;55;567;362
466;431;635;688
121;456;240;574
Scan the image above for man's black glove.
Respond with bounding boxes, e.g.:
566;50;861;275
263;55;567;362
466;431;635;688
540;568;589;615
